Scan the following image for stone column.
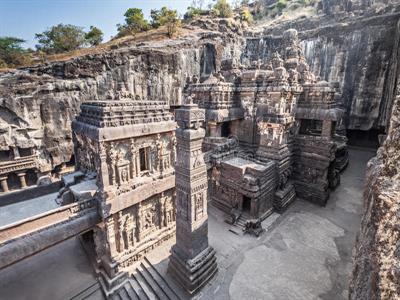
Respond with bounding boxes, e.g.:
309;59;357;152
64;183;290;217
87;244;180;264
322;120;333;138
208;121;220;137
97;142;109;189
12;147;20;159
17;173;27;188
168;102;218;294
0;176;9;192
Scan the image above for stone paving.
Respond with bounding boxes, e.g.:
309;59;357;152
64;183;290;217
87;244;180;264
0;148;375;300
198;148;375;300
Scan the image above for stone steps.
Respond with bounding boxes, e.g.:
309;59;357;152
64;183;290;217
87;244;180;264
115;257;182;300
69;281;101;300
231;214;248;234
70;257;183;300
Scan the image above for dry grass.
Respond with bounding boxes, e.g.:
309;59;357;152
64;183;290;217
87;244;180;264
0;67;16;74
0;25;194;73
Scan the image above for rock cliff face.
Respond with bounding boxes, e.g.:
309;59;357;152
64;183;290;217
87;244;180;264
349;45;400;299
0;5;399;172
244;5;400;130
0;24;243;172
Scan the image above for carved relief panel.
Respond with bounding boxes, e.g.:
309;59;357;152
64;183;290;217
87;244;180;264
160;191;176;227
138;196;160;240
117;209;136;252
193;191;206;221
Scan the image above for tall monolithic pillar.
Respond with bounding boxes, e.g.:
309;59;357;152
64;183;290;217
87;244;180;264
168;101;218;294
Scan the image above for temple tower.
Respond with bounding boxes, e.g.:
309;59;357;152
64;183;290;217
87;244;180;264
72;100;177;296
168;100;218;294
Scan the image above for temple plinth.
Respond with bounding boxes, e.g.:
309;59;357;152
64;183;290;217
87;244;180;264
168;101;218;294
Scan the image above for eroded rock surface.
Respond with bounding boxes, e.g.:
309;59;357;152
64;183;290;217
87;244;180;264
1;6;399;173
350;40;400;299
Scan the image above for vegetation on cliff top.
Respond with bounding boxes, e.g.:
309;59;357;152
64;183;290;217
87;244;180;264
0;37;32;68
0;0;317;70
35;24;104;54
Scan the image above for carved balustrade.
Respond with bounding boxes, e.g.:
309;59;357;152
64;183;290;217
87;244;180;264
0;197;98;243
0;154;37;176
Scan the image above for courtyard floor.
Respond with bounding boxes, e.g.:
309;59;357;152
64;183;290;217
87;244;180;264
0;148;375;300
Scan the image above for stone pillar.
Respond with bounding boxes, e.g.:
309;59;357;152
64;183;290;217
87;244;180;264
322;120;333;138
17;173;27;188
0;176;9;192
208;122;220;137
168;102;218;294
12;147;20;159
97;142;109;189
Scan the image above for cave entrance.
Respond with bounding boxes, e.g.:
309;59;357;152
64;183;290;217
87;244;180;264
26;169;38;186
18;147;32;157
66;155;75;168
346;128;384;149
0;150;11;162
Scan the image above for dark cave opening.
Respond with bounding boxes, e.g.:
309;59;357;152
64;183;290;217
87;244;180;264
346;128;385;149
221;121;231;138
25;169;38;186
66;155;75;168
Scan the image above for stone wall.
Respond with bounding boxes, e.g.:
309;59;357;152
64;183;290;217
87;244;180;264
243;9;400;131
1;6;399;175
0;20;244;174
0;44;201;173
349;24;400;298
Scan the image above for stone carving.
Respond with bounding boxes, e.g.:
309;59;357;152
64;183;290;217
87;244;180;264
168;102;218;294
71;99;177;295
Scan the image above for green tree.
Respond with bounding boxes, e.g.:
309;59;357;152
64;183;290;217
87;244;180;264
184;6;206;20
150;7;181;38
117;8;149;37
85;26;103;46
240;7;253;23
276;0;288;10
35;24;86;53
184;0;207;20
0;37;31;67
212;0;233;18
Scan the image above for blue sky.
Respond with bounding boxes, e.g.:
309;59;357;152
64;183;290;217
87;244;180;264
0;0;214;49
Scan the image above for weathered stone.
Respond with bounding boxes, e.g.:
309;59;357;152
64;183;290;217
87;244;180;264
168;100;217;294
71;99;177;296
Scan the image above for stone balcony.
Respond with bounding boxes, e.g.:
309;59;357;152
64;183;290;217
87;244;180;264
0;155;37;176
0;155;38;193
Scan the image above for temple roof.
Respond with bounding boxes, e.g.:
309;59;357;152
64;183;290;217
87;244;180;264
72;100;176;142
76;100;174;128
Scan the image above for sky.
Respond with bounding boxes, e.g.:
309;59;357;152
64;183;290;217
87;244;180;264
0;0;214;49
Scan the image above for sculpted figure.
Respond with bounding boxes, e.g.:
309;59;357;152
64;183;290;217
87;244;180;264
121;168;128;183
215;71;226;82
192;74;199;84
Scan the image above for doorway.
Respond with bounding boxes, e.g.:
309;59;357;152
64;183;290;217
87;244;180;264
221;122;231;137
242;196;251;212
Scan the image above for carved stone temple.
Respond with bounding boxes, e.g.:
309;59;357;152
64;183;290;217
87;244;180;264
0;24;359;299
188;28;347;225
168;100;218;294
71;100;177;295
